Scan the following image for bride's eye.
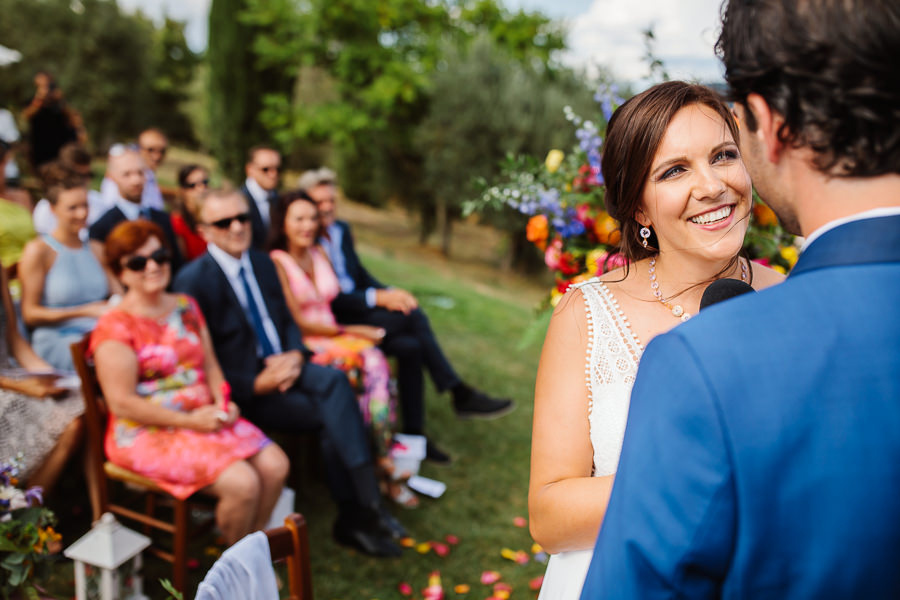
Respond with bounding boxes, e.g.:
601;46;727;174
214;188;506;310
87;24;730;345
713;149;739;163
659;165;685;180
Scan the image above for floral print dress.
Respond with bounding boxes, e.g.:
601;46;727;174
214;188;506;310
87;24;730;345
270;248;396;455
89;295;270;499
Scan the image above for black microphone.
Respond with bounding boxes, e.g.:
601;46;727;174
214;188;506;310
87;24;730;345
700;278;755;310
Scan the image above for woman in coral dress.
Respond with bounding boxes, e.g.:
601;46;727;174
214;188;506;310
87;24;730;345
269;190;416;507
91;220;289;544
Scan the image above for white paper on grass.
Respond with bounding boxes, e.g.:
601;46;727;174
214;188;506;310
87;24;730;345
407;475;446;498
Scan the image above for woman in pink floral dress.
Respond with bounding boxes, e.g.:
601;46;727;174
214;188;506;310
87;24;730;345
269;191;416;507
91;220;290;544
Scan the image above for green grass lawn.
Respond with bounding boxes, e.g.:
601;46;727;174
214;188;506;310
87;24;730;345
41;243;549;599
292;249;547;600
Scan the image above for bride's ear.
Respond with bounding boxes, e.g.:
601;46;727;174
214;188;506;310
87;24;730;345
634;209;651;228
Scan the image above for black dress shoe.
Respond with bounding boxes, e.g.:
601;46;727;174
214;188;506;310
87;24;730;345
452;385;515;420
425;439;452;465
375;506;408;539
333;517;402;557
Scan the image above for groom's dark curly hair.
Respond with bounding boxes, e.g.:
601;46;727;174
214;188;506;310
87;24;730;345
716;0;900;177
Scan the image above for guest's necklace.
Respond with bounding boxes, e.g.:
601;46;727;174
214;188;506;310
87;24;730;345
648;257;748;322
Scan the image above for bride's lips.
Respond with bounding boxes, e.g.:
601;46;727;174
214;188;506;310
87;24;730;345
687;203;737;231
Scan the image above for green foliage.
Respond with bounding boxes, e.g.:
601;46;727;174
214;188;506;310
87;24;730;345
417;33;594;256
0;505;58;598
0;0;199;152
159;578;184;600
207;0;295;181
242;0;578;236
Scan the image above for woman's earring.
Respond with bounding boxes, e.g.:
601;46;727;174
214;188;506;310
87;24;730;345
639;226;651;249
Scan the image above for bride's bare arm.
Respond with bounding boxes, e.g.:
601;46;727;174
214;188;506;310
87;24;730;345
529;288;615;554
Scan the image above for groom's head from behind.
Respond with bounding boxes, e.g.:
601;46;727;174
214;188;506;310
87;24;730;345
716;0;900;234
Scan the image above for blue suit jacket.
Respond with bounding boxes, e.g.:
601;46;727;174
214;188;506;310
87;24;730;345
581;215;900;599
171;249;307;404
328;219;386;316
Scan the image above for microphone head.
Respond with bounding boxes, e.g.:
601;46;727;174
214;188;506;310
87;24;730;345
700;278;755;311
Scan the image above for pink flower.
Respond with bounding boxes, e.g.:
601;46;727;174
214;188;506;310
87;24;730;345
544;238;563;270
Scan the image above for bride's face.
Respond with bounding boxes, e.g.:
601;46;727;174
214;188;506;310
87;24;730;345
638;103;752;264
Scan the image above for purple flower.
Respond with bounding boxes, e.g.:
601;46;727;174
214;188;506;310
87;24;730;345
25;486;44;506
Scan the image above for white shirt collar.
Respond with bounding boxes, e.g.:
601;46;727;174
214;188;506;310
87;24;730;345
244;177;270;205
206;242;251;280
802;207;900;251
115;195;142;221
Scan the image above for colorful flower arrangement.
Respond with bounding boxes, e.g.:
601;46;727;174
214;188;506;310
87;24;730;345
0;458;61;599
468;84;798;306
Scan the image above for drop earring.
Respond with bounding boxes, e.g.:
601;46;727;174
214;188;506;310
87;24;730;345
639;226;651;249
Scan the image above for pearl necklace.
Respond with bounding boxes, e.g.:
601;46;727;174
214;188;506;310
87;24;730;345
648;257;748;322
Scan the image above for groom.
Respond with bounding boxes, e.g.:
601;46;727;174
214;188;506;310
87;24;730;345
581;0;900;597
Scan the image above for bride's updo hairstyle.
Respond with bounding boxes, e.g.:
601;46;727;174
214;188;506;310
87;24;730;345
602;81;740;263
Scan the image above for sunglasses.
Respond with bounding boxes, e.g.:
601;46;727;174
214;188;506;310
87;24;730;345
206;212;251;229
141;146;168;155
123;248;171;272
184;178;210;189
258;165;280;174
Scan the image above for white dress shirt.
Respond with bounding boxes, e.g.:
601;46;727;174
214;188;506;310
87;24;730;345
206;243;283;357
244;177;272;227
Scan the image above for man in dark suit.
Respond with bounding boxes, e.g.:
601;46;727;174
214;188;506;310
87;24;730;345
581;0;900;597
89;148;183;275
300;168;514;464
172;189;405;557
240;145;281;250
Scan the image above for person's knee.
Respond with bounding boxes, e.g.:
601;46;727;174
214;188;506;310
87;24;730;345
216;461;261;503
257;445;290;485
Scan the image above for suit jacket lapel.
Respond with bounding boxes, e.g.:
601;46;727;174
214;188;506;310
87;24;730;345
790;215;900;278
203;253;253;336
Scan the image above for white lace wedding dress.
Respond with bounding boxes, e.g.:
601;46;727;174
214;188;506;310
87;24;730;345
537;279;643;600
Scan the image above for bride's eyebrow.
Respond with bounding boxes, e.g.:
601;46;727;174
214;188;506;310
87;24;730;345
650;156;687;177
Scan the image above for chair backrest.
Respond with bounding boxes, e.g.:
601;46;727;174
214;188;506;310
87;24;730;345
267;513;313;600
70;335;110;518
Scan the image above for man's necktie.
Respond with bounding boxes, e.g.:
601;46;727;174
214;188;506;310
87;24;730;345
239;266;276;357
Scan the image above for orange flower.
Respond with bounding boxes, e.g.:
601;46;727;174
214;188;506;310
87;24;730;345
526;215;549;249
752;203;779;227
593;214;620;245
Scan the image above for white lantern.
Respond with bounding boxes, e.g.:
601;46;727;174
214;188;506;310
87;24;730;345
64;513;152;600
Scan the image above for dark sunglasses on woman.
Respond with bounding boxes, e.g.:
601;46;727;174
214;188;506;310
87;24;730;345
207;212;251;229
184;178;210;189
123;248;172;272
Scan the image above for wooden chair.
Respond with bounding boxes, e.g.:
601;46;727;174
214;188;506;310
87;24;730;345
70;337;214;593
266;513;314;600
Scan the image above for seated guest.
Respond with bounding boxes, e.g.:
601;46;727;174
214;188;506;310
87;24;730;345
89;149;182;276
241;146;280;250
33;144;105;235
171;164;209;261
269;191;417;508
173;189;406;556
99;129;167;212
91;220;289;545
0;257;84;494
20;165;111;372
299;168;514;463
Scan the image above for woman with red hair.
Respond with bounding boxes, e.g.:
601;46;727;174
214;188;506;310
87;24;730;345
91;219;289;544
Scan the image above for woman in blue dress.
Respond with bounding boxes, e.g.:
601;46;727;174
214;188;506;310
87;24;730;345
20;163;111;372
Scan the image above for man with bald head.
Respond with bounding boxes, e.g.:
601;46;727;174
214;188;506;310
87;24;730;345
99;128;167;211
89;148;182;273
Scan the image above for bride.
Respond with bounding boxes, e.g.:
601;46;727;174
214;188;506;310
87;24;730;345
529;81;783;599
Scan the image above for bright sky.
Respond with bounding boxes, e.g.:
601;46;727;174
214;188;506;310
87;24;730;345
117;0;725;87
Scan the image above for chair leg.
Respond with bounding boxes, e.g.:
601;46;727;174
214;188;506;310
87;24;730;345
173;499;188;593
144;494;157;537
